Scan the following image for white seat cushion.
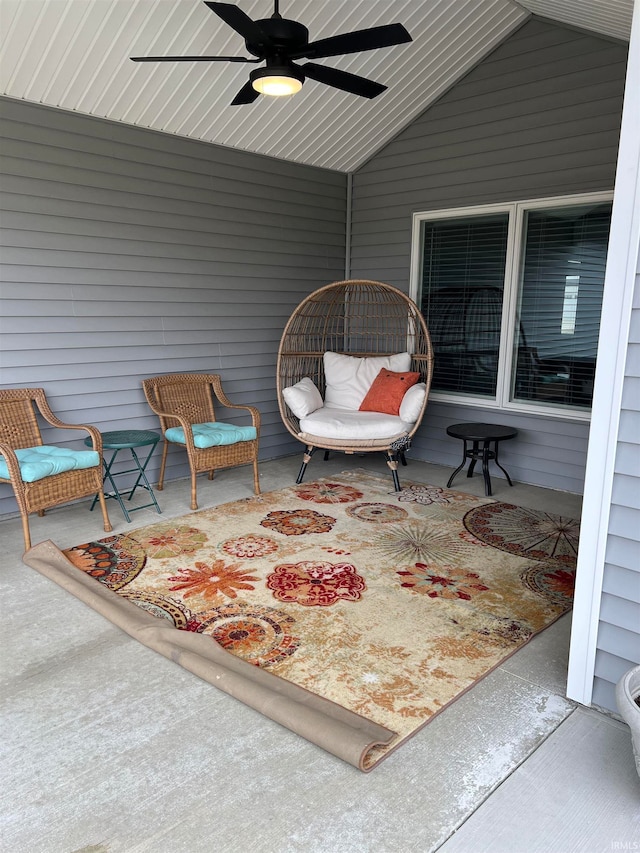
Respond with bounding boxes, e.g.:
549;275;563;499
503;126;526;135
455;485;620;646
323;352;411;410
299;406;414;440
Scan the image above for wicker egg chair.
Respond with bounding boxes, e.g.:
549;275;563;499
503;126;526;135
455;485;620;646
277;279;434;489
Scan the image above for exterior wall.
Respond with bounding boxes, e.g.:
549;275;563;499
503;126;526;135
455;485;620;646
594;311;640;703
0;98;346;518
593;261;640;710
597;273;640;704
349;18;628;492
561;0;638;714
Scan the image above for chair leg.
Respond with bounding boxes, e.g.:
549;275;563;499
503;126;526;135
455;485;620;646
20;512;31;552
296;446;315;484
157;440;169;491
386;452;402;492
190;468;198;511
252;456;261;495
96;488;113;534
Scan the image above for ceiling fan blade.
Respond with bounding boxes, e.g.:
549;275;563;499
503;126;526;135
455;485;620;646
230;79;261;106
204;2;273;47
291;23;411;60
301;62;386;99
131;55;260;63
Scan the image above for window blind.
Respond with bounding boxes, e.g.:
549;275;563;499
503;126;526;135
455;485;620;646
420;214;509;398
512;203;611;408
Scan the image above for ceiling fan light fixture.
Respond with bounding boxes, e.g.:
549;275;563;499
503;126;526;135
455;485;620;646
250;65;303;97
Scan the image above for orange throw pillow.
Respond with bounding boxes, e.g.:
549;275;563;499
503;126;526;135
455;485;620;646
359;369;420;415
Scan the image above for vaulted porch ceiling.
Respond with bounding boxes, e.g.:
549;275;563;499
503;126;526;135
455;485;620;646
0;0;634;172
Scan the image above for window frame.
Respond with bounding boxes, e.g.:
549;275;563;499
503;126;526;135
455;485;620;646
409;191;613;422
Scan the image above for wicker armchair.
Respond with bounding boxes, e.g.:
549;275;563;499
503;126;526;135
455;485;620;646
277;280;434;489
142;374;261;510
0;388;112;551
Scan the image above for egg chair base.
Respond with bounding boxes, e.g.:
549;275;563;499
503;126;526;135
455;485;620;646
296;434;412;491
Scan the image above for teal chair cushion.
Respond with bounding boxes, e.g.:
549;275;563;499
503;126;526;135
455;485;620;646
0;445;100;483
165;422;257;449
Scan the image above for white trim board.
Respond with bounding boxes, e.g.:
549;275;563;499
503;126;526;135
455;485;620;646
566;0;640;705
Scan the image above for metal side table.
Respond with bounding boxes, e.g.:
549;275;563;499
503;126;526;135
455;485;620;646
446;422;518;497
87;429;162;522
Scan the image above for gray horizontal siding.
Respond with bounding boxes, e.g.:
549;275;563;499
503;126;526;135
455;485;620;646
602;564;640;604
0;98;345;518
593;659;634;713
349;18;626;493
597;621;640;662
595;263;640;710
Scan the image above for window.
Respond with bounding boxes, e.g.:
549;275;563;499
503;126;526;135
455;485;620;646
411;194;612;418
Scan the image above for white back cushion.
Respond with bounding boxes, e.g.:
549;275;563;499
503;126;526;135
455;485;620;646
323;352;411;410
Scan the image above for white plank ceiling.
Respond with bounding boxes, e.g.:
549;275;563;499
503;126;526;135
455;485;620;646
0;0;634;172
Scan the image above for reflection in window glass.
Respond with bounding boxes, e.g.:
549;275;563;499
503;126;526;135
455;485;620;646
561;277;580;335
512;203;611;409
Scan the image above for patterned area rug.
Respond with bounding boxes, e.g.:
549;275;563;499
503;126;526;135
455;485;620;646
24;471;579;771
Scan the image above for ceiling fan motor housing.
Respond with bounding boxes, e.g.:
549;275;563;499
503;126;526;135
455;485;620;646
246;17;309;56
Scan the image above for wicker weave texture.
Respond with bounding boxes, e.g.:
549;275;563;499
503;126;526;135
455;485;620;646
0;395;44;449
0;387;112;550
142;374;261;510
24;468;105;513
277;280;434;446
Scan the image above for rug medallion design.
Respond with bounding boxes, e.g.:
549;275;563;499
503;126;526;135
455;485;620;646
23;471;579;771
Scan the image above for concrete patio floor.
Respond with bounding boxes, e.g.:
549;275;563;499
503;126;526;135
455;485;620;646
1;454;638;853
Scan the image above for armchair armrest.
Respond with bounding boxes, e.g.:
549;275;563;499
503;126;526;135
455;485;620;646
146;408;199;453
34;394;104;453
0;443;25;485
211;379;261;432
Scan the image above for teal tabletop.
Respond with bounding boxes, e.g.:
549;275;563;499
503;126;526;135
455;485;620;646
85;430;160;449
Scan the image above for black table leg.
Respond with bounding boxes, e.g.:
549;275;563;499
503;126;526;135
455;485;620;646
467;440;479;477
482;440;492;496
447;439;468;488
494;441;513;486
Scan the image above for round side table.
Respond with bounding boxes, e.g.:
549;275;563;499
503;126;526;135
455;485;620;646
446;422;518;497
86;429;162;522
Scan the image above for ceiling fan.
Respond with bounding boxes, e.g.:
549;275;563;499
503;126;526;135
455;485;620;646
131;0;412;106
